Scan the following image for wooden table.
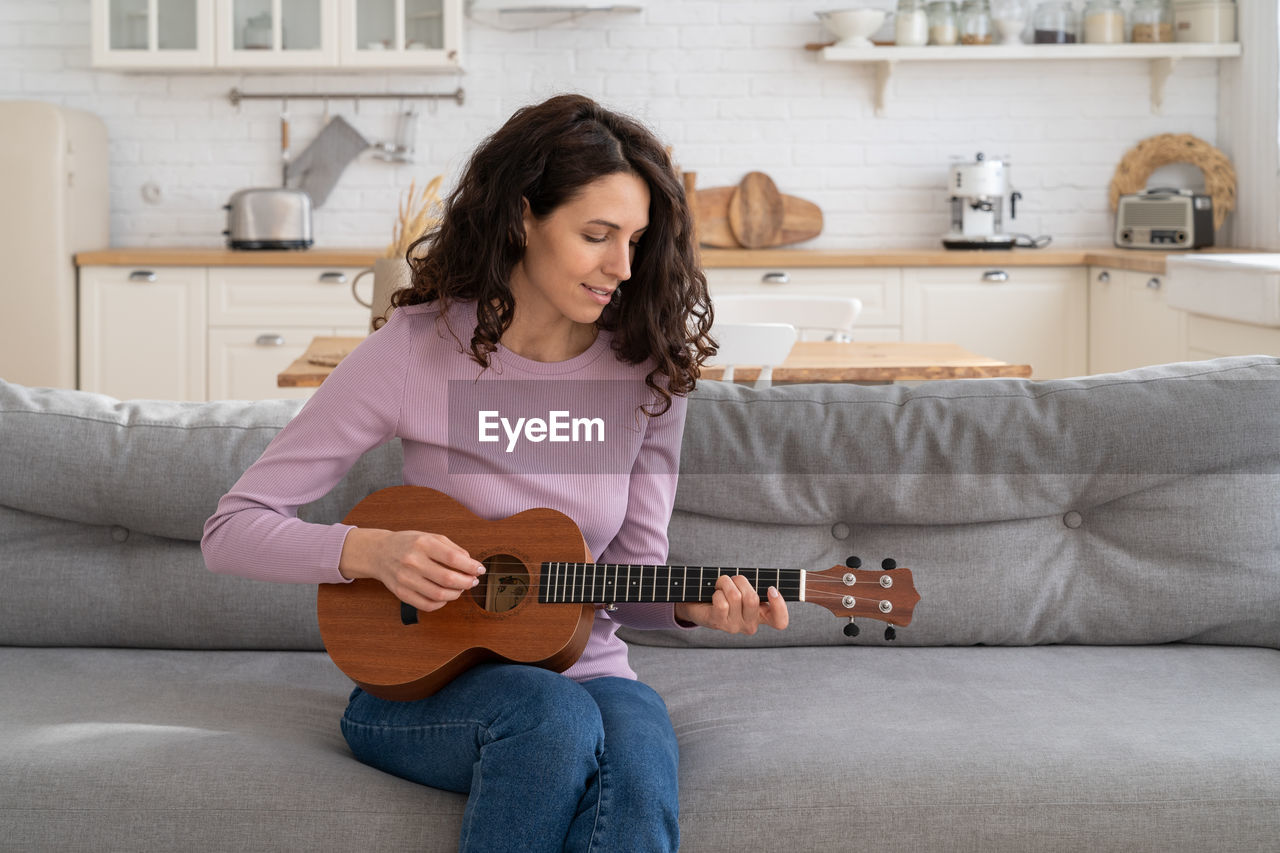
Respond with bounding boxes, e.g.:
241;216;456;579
279;336;1031;388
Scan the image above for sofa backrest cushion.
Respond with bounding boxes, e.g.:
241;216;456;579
0;384;398;649
2;356;1277;653
626;356;1280;651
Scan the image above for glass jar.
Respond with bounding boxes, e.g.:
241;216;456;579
1131;0;1172;42
1083;0;1126;42
896;0;931;46
959;0;994;44
991;0;1029;44
927;0;959;45
1032;1;1077;42
1173;0;1236;43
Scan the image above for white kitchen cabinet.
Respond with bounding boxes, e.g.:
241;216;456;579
207;266;370;400
214;0;339;68
80;264;369;402
703;267;903;342
902;266;1087;379
1185;315;1280;361
91;0;216;69
79;266;208;401
1088;267;1187;374
338;0;462;69
92;0;461;70
208;325;366;400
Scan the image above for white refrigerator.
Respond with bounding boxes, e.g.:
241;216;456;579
0;101;110;389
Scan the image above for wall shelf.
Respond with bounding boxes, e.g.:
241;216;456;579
819;42;1243;116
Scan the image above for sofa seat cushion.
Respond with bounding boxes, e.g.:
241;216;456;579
637;644;1280;852
0;648;465;852
3;645;1277;852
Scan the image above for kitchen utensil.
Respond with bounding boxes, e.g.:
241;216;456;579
280;100;290;187
373;107;418;164
693;186;739;248
815;8;888;47
729;172;785;249
695;183;823;249
223;188;313;250
778;196;824;246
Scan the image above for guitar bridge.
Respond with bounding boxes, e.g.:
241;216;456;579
400;602;419;626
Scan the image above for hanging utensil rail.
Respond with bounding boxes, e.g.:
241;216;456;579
228;87;465;107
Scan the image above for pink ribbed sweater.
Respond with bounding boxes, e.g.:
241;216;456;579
201;299;691;682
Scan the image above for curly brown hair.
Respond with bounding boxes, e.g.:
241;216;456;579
387;93;713;415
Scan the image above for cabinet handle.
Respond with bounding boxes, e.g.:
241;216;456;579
128;270;157;283
761;271;790;285
1146;277;1162;290
318;271;348;284
255;334;286;347
982;270;1009;283
1097;271;1111;284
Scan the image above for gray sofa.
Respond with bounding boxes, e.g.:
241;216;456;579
2;357;1278;852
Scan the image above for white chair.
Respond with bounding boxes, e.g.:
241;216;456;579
712;294;863;342
706;322;798;386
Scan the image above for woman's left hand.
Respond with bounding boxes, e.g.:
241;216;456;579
672;574;790;635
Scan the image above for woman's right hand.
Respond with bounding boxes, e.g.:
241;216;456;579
338;527;485;613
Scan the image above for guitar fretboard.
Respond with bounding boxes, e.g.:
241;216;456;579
538;563;804;604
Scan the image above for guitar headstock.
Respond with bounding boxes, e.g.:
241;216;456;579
806;558;921;639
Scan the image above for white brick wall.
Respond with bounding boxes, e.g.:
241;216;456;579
0;0;1226;249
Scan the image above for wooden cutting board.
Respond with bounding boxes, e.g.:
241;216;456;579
693;173;823;249
729;171;785;248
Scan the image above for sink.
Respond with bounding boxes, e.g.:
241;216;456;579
1165;254;1280;328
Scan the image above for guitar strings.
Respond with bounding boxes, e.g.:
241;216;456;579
457;557;889;585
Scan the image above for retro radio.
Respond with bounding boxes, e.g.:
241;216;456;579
1114;188;1214;250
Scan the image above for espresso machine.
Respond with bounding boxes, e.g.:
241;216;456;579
942;152;1023;250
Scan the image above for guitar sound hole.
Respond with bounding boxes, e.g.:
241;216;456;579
471;554;529;613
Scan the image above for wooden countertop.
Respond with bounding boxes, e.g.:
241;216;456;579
279;336;1031;387
75;247;384;267
75;246;1238;275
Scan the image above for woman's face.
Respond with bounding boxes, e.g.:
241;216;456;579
512;171;650;330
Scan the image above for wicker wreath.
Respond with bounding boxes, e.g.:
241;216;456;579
1108;133;1236;231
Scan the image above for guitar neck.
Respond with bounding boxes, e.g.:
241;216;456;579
537;563;804;605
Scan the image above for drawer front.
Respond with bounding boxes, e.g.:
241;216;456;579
208;267;370;327
703;267;902;328
207;326;333;401
1187;315;1280;359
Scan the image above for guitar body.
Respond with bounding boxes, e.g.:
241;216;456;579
317;486;595;701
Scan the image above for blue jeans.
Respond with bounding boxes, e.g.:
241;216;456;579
340;663;680;853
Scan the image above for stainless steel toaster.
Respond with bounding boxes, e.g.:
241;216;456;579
1114;188;1214;250
223;188;313;250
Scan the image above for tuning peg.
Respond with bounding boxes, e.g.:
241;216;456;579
884;626;897;641
881;558;897;570
845;556;862;568
843;619;860;638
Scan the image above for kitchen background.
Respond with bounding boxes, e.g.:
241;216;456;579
3;0;1275;251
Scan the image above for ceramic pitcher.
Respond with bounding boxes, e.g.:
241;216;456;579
352;258;412;333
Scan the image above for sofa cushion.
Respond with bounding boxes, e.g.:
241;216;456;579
2;356;1277;652
2;644;1276;852
0;383;400;649
630;356;1280;651
0;383;399;541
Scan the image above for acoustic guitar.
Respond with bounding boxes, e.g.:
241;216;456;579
317;486;921;701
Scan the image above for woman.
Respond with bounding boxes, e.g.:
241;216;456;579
202;93;789;852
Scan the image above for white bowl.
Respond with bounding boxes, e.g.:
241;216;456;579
816;8;887;48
